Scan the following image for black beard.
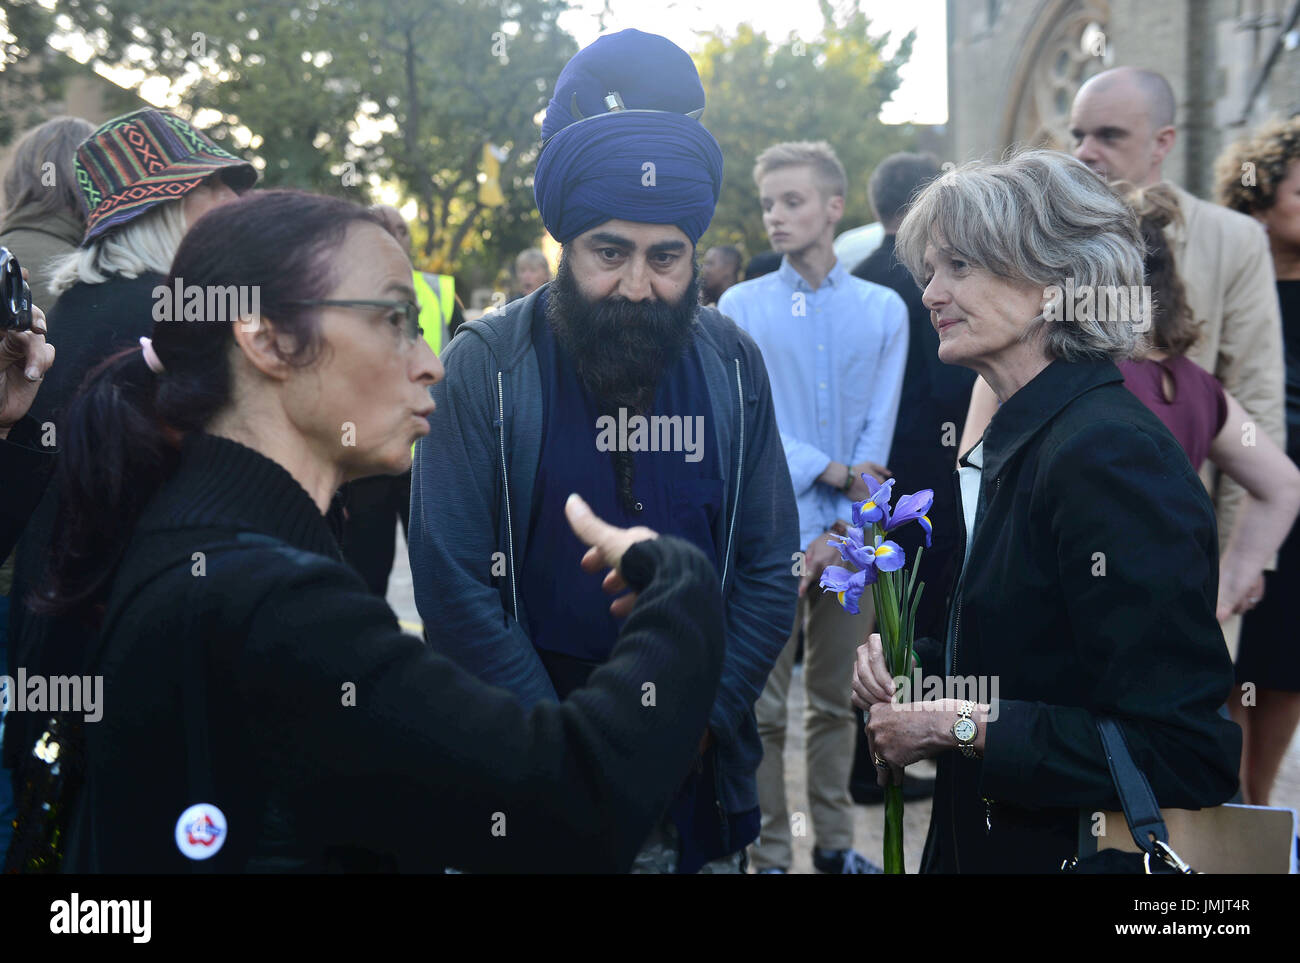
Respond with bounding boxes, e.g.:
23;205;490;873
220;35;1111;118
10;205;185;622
546;252;699;415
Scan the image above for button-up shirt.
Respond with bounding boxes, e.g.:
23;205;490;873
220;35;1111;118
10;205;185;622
719;256;908;549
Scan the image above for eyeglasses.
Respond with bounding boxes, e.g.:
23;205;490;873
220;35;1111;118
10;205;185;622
284;299;423;345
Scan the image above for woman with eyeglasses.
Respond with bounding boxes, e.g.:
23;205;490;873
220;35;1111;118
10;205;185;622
31;189;724;872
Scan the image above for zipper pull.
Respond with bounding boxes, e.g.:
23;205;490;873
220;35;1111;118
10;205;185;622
982;797;993;834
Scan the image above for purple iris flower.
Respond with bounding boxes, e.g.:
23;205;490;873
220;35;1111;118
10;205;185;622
819;526;905;614
884;489;935;548
819;564;872;614
827;526;872;568
852;475;895;528
866;533;906;571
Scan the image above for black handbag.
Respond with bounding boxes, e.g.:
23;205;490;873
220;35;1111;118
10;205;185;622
1062;717;1196;874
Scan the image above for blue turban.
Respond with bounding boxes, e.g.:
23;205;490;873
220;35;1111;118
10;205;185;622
534;29;724;245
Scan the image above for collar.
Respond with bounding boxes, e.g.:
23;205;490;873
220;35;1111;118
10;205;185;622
139;431;342;560
777;255;847;293
1;207;83;246
974;357;1123;479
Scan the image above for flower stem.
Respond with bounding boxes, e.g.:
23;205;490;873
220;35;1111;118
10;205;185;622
884;784;905;873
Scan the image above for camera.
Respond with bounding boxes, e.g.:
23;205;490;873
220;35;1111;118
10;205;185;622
0;246;33;332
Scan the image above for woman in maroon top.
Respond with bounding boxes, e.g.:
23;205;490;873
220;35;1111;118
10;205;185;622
1115;184;1300;623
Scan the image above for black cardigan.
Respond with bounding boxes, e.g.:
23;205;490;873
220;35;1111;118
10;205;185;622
0;416;54;566
65;432;724;872
920;358;1240;873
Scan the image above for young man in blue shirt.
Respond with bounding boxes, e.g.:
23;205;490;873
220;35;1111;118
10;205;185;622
720;141;908;873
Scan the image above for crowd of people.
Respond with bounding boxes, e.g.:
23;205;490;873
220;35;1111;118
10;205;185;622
0;26;1298;873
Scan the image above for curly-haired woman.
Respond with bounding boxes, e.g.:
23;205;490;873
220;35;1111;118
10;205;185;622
1215;115;1300;806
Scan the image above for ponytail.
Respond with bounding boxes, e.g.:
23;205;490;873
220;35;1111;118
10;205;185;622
31;347;182;621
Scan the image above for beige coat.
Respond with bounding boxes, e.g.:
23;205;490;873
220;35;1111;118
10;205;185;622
1169;184;1285;655
0;208;83;312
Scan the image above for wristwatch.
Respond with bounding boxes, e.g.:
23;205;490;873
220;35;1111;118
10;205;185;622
952;700;979;759
840;466;854;494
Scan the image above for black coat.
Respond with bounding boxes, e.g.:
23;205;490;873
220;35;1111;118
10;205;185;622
0;416;54;566
65;432;724;872
918;358;1240;873
5;273;163;772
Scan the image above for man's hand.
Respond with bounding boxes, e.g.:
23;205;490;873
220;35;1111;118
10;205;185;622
851;460;892;491
564;493;658;618
798;531;842;598
0;297;53;441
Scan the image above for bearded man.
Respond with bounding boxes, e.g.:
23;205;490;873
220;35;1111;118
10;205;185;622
409;29;797;873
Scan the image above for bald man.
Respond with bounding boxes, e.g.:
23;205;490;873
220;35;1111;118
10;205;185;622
372;203;412;250
963;67;1284;659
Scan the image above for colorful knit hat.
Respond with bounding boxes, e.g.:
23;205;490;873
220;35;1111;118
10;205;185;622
75;108;258;245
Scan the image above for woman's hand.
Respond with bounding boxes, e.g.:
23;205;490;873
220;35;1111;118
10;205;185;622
866;698;967;786
1216;562;1264;621
564;493;658;618
0;296;53;441
850;632;898;710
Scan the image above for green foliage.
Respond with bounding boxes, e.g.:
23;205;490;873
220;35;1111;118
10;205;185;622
19;0;574;280
694;0;917;262
0;1;84;146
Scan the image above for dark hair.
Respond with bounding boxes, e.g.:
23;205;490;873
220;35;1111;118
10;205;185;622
744;250;782;280
1116;182;1200;356
709;245;743;277
36;189;386;620
868;152;941;226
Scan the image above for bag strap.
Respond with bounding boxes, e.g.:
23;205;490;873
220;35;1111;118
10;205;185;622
179;577;217;874
1096;717;1167;854
1096;717;1195;872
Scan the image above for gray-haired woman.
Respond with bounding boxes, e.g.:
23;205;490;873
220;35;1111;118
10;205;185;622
0;116;94;311
849;149;1239;873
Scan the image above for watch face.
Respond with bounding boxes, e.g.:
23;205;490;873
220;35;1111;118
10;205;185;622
954;718;977;743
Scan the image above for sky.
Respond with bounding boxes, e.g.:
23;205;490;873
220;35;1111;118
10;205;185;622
48;0;946;126
557;0;948;124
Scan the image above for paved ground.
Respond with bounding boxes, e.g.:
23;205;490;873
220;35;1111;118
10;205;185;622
387;528;1300;872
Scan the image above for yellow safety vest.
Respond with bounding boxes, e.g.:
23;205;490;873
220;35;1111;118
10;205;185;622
412;271;455;355
411;271;454;456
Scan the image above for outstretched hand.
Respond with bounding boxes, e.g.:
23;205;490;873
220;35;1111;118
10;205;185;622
0;273;53;440
564;493;658;618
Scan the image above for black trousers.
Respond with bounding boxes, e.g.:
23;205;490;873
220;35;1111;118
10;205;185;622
339;471;411;597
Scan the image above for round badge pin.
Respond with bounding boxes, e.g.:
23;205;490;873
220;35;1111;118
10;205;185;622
175;803;227;860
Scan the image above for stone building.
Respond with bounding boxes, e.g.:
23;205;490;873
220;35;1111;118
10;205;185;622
945;0;1300;196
